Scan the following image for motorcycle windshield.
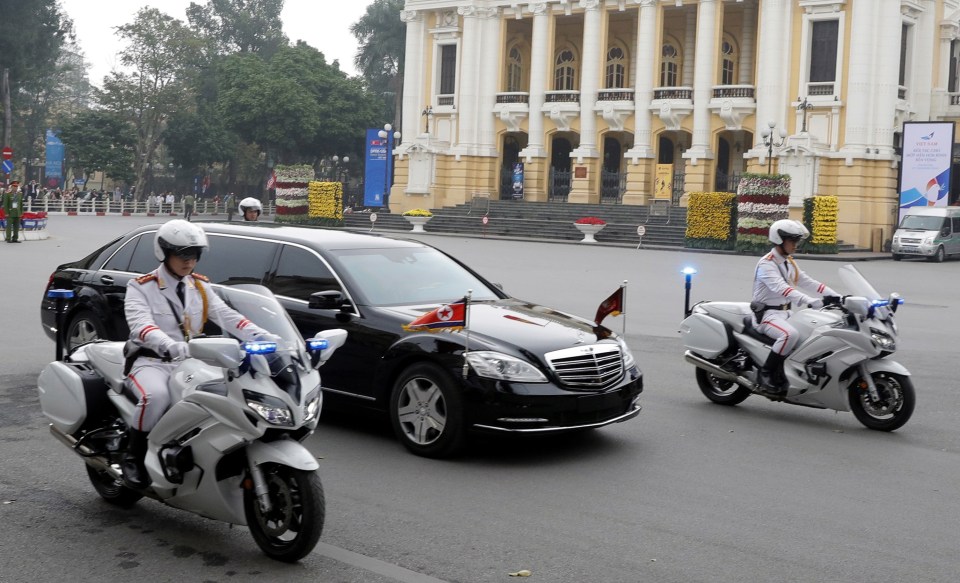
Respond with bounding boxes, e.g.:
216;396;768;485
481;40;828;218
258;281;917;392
838;264;881;300
215;284;302;349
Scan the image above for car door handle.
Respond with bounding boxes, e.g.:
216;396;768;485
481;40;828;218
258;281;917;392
100;275;114;285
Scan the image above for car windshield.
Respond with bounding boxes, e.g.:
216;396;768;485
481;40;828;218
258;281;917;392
327;246;500;306
899;215;946;231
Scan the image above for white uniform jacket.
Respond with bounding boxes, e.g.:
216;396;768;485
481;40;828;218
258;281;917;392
752;247;837;308
125;264;267;356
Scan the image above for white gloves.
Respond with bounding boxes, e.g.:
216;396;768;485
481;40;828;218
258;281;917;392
808;299;824;309
166;341;190;361
256;333;283;345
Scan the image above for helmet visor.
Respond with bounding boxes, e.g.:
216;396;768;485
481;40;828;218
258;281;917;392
173;246;203;261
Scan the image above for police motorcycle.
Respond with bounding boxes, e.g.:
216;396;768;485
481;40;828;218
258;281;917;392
37;284;347;562
679;264;914;431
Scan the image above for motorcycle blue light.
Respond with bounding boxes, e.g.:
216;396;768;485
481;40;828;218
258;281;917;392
681;266;698;276
47;289;75;299
243;341;277;355
307;338;329;352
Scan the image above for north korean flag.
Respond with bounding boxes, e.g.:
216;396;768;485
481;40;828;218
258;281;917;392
403;298;468;332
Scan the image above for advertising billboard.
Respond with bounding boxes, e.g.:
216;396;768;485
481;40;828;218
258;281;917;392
898;121;956;225
45;129;65;188
364;129;394;207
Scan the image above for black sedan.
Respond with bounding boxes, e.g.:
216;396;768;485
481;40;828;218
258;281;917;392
41;222;643;457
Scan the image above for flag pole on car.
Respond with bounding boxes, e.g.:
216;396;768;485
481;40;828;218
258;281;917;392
461;289;472;379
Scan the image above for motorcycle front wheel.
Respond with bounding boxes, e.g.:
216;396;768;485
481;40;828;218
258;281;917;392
696;367;752;405
243;465;325;562
848;372;915;431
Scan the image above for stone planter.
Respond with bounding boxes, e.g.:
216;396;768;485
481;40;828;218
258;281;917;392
574;222;605;243
405;215;431;232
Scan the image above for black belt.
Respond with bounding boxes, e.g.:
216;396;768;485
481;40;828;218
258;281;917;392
765;304;790;311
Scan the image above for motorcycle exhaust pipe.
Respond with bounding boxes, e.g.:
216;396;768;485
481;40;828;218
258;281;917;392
48;424;121;480
683;351;759;391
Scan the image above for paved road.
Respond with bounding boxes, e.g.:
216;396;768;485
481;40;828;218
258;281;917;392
1;216;958;582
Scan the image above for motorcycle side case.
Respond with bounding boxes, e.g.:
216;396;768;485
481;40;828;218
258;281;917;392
679;313;730;358
37;361;111;435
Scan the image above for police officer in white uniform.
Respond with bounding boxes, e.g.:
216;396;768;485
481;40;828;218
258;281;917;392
239;197;262;221
753;219;838;394
122;220;271;488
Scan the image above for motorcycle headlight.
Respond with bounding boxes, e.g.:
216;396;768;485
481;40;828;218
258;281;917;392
869;328;896;351
464;351;547;382
243;390;294;426
304;388;322;422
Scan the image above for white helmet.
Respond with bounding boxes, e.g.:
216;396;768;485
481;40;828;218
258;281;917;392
153;219;209;261
239;197;262;219
768;219;810;245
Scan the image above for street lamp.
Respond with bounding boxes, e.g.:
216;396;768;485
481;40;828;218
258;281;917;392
796;97;812;133
760;120;787;174
377;124;401;207
421;106;434;134
331;155;350;182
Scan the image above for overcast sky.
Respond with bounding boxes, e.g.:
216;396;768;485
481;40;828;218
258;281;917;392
59;0;373;85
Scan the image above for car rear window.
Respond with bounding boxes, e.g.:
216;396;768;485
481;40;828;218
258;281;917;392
270;245;342;302
328;247;499;306
103;236;140;272
200;235;278;286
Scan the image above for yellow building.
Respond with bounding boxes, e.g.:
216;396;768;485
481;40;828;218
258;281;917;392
392;0;960;249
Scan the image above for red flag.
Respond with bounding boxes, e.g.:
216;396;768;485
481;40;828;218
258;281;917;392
266;171;277;190
594;286;624;326
403;299;467;332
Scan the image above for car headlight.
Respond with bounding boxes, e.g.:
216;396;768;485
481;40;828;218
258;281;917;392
869;328;896;351
617;338;637;369
924;236;934;245
464;351;547;382
304;388;322;422
243;390;294;426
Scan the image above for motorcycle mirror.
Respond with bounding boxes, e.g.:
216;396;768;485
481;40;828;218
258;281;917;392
308;329;348;369
888;293;903;313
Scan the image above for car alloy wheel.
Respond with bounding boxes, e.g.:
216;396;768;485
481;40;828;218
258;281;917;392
390;362;465;458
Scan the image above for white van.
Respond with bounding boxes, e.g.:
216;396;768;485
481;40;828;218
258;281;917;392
891;207;960;262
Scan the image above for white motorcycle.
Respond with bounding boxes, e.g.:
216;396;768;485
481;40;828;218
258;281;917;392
679;264;914;431
37;285;347;562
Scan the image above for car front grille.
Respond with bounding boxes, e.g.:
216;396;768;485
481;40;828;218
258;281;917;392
545;344;624;390
901;238;922;245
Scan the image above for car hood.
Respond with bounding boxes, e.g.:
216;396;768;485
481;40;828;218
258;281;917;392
377;299;615;353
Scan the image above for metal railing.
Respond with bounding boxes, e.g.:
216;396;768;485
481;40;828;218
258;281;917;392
549;168;571;202
597;89;635;102
544;90;580;103
653;86;693;100
806;82;835;96
715;172;742;194
496;92;530;104
21;198;277;216
600;170;625;204
712;85;755;99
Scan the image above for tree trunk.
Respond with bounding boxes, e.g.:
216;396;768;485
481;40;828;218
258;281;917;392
2;69;11;149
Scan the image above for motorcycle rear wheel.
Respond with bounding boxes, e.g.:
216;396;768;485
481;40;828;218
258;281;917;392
244;465;324;562
85;464;143;507
848;372;915;431
696;368;751;405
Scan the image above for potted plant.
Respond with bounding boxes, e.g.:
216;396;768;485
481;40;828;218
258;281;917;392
402;208;433;232
573;216;606;243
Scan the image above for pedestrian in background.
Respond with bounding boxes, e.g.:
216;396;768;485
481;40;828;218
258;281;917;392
224;192;235;221
183;192;195;221
2;182;24;243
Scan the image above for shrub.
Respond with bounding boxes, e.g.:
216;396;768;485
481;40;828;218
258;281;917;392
735;173;790;254
574;216;606;225
802;195;839;254
402;208;433;217
685;192;737;250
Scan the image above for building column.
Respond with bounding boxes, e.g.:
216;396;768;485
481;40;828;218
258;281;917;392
626;0;657;160
840;0;878;154
750;0;790;160
571;0;603;160
520;3;550;160
477;8;503;156
455;5;483;151
683;0;718;164
682;8;695;88
738;2;755;85
399;10;425;143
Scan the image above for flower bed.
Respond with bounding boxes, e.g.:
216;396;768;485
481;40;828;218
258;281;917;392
735;173;790;254
802;195;839;254
306;181;344;226
575;216;606;225
685;192;737;250
274;164;314;223
402;208;433;217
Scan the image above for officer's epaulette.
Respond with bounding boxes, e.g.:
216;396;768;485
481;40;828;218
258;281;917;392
136;273;158;285
192;273;210;282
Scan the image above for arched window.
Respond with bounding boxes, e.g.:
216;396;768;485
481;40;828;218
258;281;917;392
660;41;680;87
554;48;577;91
506;45;524;92
721;36;738;85
605;45;627;89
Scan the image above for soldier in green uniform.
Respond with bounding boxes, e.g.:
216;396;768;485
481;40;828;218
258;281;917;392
3;182;23;243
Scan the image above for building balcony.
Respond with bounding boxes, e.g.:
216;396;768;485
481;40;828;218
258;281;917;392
542;91;581;132
595;88;635;132
650;86;693;131
496;92;530;104
544;90;580;104
597;88;635;102
805;81;835;98
436;94;455;107
494;93;530;133
653;86;693;100
709;85;756;131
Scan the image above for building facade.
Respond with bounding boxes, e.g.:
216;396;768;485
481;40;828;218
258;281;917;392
391;0;960;249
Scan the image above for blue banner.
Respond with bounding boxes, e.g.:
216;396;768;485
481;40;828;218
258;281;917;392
512;162;524;199
364;128;394;207
45;129;65;188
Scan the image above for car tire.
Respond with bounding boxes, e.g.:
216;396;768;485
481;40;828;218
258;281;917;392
930;246;946;263
389;362;465;458
892;254;902;261
66;310;107;352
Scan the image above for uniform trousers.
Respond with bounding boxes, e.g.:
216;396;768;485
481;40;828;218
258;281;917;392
756;310;800;356
126;359;178;432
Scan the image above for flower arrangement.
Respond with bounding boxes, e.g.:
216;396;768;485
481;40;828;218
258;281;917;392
685;192;737;250
402;208;433;217
274;164;313;223
274;164;315;185
735;173;790;254
802;195;839;254
307;181;344;226
574;216;606;225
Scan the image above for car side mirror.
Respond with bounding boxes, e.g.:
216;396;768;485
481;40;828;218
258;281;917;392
309;290;344;310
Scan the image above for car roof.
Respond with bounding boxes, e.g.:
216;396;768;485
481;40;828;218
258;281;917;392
133;221;428;251
902;207;960;217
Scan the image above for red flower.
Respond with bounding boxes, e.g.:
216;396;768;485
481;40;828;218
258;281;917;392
575;216;606;225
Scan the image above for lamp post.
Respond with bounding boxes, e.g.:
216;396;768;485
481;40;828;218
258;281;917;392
421;105;434;134
377;124;401;208
760;120;787;174
331;155;350;182
796;97;812;133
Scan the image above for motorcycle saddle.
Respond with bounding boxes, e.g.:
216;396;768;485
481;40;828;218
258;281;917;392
742;317;776;346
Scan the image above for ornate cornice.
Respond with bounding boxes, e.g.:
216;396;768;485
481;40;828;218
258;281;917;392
579;0;601;10
400;10;421;24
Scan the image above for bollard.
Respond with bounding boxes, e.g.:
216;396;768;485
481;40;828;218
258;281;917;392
47;288;75;361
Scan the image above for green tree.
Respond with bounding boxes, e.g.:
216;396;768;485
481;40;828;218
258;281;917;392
57;109;135;184
351;0;405;127
98;8;203;198
186;0;288;57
